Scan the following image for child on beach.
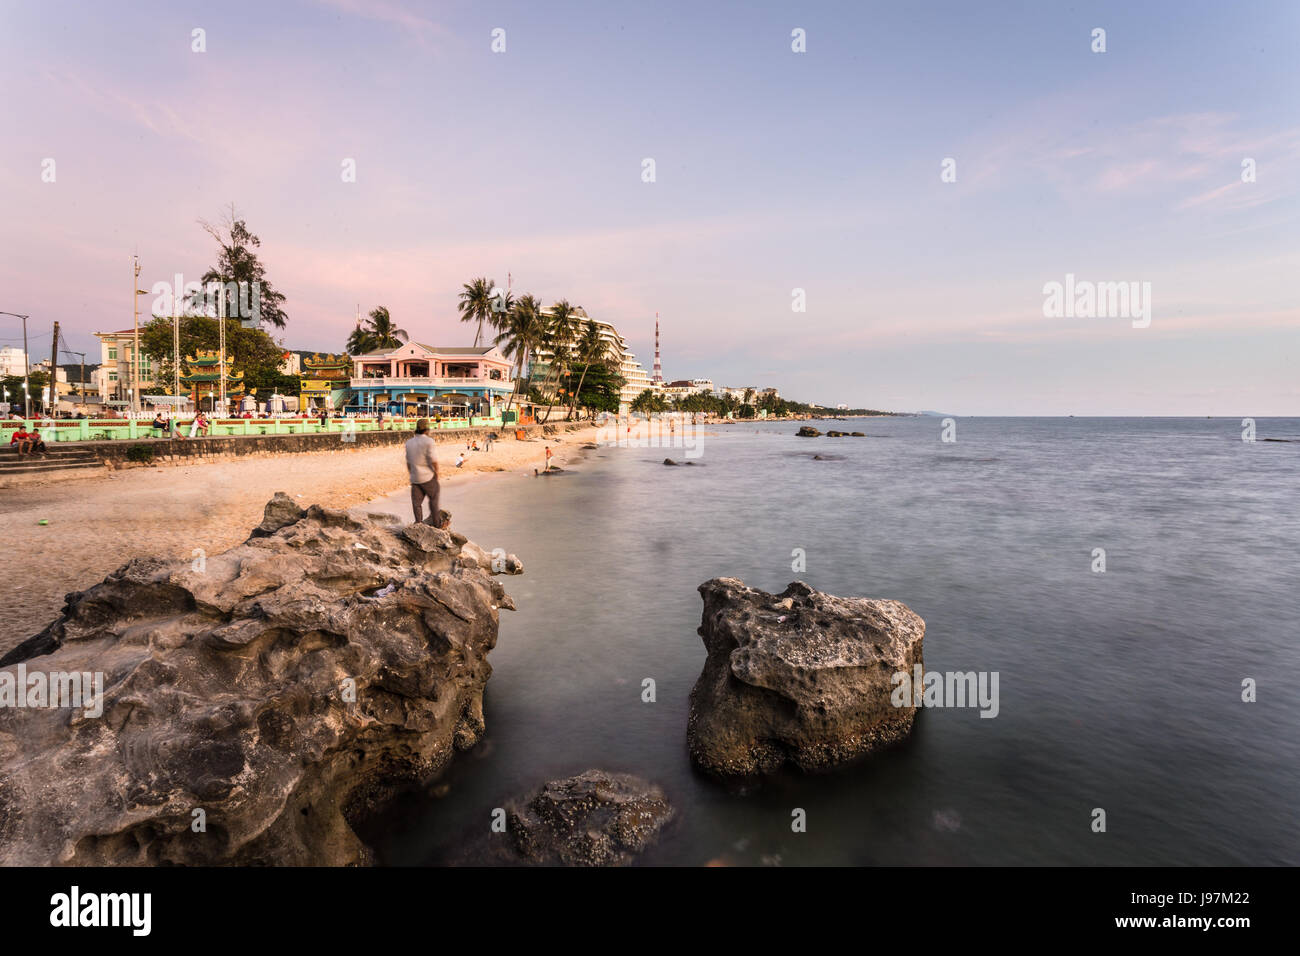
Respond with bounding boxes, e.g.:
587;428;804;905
455;453;466;468
544;446;553;471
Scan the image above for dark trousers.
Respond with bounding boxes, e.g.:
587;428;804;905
410;479;440;525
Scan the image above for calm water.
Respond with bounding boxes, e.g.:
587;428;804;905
360;417;1300;866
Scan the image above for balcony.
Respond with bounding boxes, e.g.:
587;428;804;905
350;375;511;389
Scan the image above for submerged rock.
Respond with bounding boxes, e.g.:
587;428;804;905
507;770;673;866
0;494;518;866
687;578;925;776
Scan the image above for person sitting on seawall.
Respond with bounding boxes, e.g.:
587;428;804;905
10;425;47;457
9;424;33;455
151;411;168;437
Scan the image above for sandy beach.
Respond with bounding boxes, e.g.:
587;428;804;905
0;424;607;652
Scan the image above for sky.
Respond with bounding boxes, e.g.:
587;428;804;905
0;0;1296;414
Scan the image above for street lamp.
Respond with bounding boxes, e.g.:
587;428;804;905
62;348;87;417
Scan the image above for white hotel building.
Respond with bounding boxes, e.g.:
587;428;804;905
528;309;656;406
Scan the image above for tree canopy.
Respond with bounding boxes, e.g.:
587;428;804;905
191;205;288;329
139;316;288;393
346;306;408;355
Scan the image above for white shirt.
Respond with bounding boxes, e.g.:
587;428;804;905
405;434;439;483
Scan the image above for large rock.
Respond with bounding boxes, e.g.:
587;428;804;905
507;770;673;866
0;493;518;866
687;578;925;776
796;426;821;437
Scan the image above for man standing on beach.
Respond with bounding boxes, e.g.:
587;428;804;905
406;418;441;526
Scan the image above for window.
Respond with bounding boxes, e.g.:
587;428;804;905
108;348;117;360
109;372;118;381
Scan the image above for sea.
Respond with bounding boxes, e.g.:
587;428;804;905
358;417;1300;866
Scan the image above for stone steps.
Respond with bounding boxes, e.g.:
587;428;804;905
0;448;104;476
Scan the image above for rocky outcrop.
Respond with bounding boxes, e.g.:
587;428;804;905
688;579;925;776
0;493;520;866
796;426;821;437
507;770;673;865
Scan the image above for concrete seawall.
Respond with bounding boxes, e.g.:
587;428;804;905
0;421;586;486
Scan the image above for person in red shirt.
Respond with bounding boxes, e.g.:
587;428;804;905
9;425;46;456
9;426;32;454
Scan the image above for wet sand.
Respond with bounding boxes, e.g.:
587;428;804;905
0;425;603;652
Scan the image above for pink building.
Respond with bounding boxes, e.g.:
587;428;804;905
349;343;514;416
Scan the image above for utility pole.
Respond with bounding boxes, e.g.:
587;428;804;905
22;315;30;417
48;321;60;414
218;286;226;416
62;346;87;410
173;299;181;414
132;256;142;415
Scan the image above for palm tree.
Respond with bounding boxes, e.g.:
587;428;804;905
566;319;607;420
346;306;407;355
366;307;408;349
345;324;374;355
495;294;545;414
457;277;497;347
539;300;579;422
631;388;661;419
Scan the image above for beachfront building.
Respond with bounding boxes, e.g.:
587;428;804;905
718;385;756;402
526;309;658;406
663;378;714;401
299;353;352;411
180;350;245;410
0;346;27;377
349;342;514;418
620;356;653;405
93;329;156;403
